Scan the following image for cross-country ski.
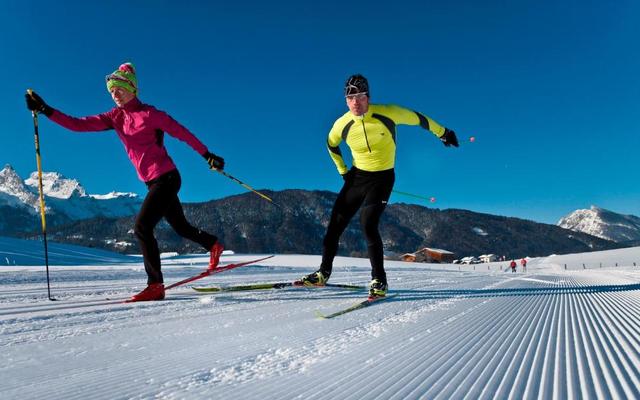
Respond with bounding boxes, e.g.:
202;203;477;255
163;255;275;290
193;281;362;293
315;294;398;319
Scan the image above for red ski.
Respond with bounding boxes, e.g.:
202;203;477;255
164;255;274;290
124;255;274;303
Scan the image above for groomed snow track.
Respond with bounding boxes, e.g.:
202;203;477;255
1;255;639;399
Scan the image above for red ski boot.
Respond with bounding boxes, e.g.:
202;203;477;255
208;242;224;271
129;283;165;302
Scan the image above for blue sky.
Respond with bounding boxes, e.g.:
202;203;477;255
1;0;639;224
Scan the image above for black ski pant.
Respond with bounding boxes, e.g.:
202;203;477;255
320;168;394;284
134;169;217;284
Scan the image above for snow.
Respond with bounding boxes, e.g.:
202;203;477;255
0;236;136;266
473;227;488;236
90;191;138;200
1;240;640;399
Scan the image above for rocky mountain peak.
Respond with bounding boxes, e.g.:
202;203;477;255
558;206;640;243
25;171;86;199
0;165;38;208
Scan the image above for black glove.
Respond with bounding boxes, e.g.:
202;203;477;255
341;169;352;182
440;129;459;147
203;151;225;170
25;91;53;116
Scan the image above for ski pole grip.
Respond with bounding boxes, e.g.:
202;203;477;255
27;89;36;104
27;89;37;116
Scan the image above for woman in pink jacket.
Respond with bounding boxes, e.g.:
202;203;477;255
26;62;224;302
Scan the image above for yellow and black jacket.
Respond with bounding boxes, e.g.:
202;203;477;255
327;104;448;174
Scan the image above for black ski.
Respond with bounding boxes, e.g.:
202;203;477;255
193;281;363;293
315;294;397;319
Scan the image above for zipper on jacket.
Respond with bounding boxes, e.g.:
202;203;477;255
361;120;372;153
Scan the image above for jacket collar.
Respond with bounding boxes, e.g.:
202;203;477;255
350;107;373;122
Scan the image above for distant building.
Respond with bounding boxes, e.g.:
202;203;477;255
401;253;417;262
402;247;455;263
479;254;498;263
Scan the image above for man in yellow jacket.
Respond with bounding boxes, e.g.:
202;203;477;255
300;74;459;298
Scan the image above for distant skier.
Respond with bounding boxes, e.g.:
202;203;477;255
26;62;225;302
520;258;527;272
510;260;517;273
300;74;459;298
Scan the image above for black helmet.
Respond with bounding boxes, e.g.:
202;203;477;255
344;74;369;97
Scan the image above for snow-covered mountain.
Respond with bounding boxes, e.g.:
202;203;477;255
0;164;142;232
0;164;40;210
558;205;640;243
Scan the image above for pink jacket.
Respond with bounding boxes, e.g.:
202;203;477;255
49;97;208;182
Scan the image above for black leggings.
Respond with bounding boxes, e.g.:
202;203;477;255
321;168;394;283
135;170;217;284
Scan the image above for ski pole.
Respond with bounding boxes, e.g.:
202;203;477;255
27;89;55;301
214;169;279;207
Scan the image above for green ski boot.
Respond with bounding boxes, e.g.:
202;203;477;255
300;270;330;287
368;279;388;298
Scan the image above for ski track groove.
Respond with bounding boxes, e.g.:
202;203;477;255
460;292;546;399
566;293;587;399
541;291;562;399
567;294;598;399
458;293;544;398
504;292;555;399
407;302;515;398
428;285;549;399
419;280;530;397
385;297;511;400
602;290;640;352
495;291;553;399
575;288;612;399
582;289;640;397
578;290;624;398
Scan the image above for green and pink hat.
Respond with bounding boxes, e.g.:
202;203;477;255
106;62;138;95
